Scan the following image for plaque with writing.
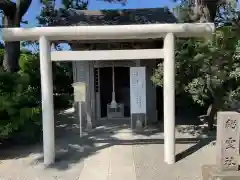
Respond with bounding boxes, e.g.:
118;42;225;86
216;111;240;171
130;67;146;114
72;82;87;102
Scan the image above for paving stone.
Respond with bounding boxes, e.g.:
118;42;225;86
109;145;136;180
78;148;110;180
0;119;216;180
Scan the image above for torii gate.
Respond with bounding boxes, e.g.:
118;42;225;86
2;23;215;166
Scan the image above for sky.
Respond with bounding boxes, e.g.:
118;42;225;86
22;0;179;28
3;0;240;29
1;0;240;49
0;0;179;45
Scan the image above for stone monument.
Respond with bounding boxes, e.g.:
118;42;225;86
202;111;240;180
130;67;147;130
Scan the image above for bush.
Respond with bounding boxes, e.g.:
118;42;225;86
0;71;42;143
0;49;73;144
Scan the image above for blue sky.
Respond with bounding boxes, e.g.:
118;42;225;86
4;0;240;29
0;0;179;43
22;0;178;28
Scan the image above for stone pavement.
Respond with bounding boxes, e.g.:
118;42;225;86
0;117;216;180
77;120;216;180
79;128;137;180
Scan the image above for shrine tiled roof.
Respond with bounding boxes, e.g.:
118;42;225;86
54;7;177;26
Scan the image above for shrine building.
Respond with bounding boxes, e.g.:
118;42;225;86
3;7;214;166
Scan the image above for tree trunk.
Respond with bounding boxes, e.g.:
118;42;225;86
206;102;217;131
1;0;32;72
190;0;219;23
2;15;20;72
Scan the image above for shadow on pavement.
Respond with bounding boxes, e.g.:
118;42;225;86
0;109;216;170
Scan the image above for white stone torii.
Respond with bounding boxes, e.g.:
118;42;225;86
2;23;215;166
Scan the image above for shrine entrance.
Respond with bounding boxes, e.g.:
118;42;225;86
3;22;215;165
97;66;130;118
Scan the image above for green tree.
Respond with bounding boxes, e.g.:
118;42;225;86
0;47;42;143
0;0;82;144
173;0;237;22
153;1;240;130
0;0;31;72
0;0;88;72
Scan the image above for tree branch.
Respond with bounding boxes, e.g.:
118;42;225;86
204;1;219;22
19;0;32;18
0;0;16;18
0;0;32;20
